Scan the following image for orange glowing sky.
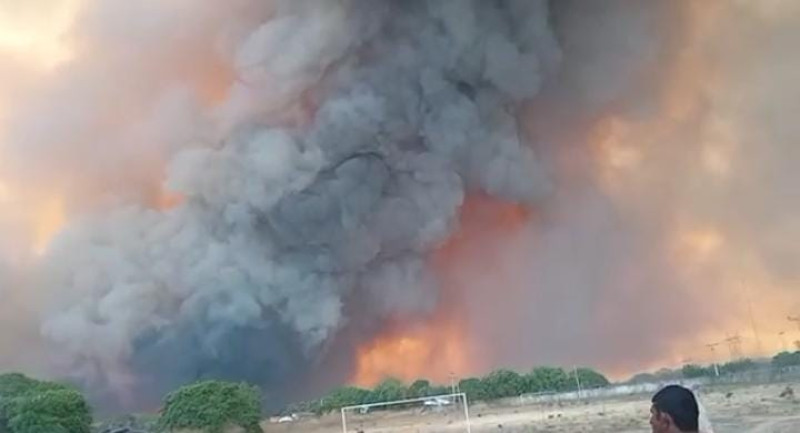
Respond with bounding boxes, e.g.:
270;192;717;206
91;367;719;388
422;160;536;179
0;0;81;257
584;0;800;370
0;0;227;255
350;0;800;385
0;0;80;70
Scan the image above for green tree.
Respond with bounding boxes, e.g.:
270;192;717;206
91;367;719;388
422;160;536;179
7;389;90;433
158;380;262;433
625;373;658;384
480;370;526;399
574;368;609;389
526;367;570;393
772;351;800;368
366;378;407;404
0;374;41;398
0;373;69;400
317;387;370;414
0;373;88;433
427;385;449;396
407;380;431;398
720;359;757;375
457;378;486;401
681;364;714;379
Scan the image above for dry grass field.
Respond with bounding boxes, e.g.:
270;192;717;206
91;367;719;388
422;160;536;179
262;382;800;433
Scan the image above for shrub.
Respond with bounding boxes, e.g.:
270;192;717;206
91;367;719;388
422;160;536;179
158;380;262;433
365;379;407;404
480;370;526;399
7;389;90;433
526;367;570;393
407;380;431;398
573;368;610;389
316;386;370;414
0;373;90;433
719;359;758;375
772;351;800;368
681;364;715;379
457;378;486;401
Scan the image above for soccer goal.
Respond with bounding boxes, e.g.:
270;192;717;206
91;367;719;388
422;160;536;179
341;393;471;433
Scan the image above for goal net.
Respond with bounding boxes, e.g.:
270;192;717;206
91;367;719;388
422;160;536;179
341;393;471;433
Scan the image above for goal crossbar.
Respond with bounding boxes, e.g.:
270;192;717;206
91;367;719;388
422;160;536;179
340;392;471;433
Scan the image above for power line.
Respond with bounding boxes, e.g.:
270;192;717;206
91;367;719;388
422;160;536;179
788;316;800;331
778;331;788;352
788;316;800;350
705;342;722;376
724;334;742;359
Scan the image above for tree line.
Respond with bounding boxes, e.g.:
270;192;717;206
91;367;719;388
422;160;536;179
296;366;610;415
680;350;800;379
11;349;800;433
0;366;609;433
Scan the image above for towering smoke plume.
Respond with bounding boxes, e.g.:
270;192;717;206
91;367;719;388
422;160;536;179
1;0;800;410
10;0;558;407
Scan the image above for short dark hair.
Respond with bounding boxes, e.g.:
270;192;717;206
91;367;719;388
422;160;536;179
651;385;699;432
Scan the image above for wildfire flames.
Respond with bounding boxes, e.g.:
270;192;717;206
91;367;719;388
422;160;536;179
352;194;531;386
352;320;469;387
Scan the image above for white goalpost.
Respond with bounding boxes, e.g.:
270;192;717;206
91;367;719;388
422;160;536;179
341;392;471;433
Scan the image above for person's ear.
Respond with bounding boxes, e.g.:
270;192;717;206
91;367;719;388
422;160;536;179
661;412;676;430
652;411;671;431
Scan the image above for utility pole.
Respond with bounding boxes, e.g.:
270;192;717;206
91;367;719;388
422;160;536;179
573;366;583;399
742;282;763;355
789;317;800;350
706;342;721;376
724;334;743;359
778;331;788;352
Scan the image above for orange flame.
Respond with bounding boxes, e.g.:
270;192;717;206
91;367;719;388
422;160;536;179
351;193;531;387
352;320;470;387
153;187;184;211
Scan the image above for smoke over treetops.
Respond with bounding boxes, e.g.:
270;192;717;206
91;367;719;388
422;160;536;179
0;0;799;410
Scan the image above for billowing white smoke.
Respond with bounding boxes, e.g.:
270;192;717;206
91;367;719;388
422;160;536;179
24;0;559;406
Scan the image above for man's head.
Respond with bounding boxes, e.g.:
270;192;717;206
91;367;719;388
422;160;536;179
650;385;699;433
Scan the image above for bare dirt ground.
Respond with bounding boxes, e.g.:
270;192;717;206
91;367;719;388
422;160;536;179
263;381;800;433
